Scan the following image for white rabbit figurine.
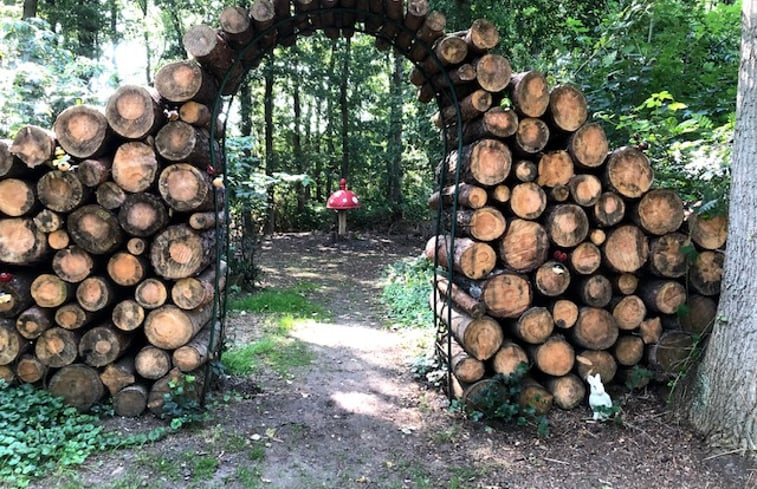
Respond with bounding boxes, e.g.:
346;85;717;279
586;373;613;421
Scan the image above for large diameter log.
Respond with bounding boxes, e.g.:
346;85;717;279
52;247;94;283
9;125;55;168
155;121;213;167
0;218;49;264
53;105;112;159
545;204;589;248
151;225;215;279
639;280;687;315
633;189;684;236
568;174;602;207
647;330;694;377
158;163;214;212
183;25;243;95
548;84;588;132
76;276;115;312
648;233;688;278
513;118;549;155
100;356;136;396
173;321;220;372
456;206;506;241
424;235;495;280
593;192;625;227
605;147;653;198
118;192;169;238
445;138;511;186
552;299;578;329
113;384;148;417
508;306;553;344
461;18;499;52
154;60;218;105
48;364;104;410
105;85;164;140
576;274;612;308
499;219;549;273
436;90;493;127
572;307;618;350
687;214;727;250
0;139;28;178
534;260;570;297
15;306;53;339
135;278;168;309
427;183;487;210
172;262;227;311
179;101;213;130
490;340;528;376
112;299;145;332
480;271;532;319
545;373;586;410
79;325;131;367
35;327;79;367
135;345;172;380
575;350;617;384
474;54;510;93
30;274;72;308
67;205;122;255
518;377;553;415
509;71;549;118
456;107;518;146
569;242;601;275
688;250;724;296
95;181;126;210
112;141;160;193
107;252;147;286
445;340;486;384
0;321;26;365
613;335;644;367
16;354;47;383
434;35;468;65
531;335;575;376
509;182;546;219
611;295;646;331
536;150;573;187
0;179;37;216
568;123;609;169
432;295;503;360
144;304;214;350
679;294;717;334
603;225;649;273
54;303;93;330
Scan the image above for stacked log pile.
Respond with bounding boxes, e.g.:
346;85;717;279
420;20;727;412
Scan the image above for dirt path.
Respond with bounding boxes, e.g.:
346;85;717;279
33;232;755;489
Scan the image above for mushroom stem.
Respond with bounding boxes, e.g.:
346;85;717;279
337;210;347;238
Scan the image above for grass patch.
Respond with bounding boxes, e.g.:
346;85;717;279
380;256;434;328
222;333;314;377
248;443;266;461
229;281;327;319
191;454;219;481
135;452;181;482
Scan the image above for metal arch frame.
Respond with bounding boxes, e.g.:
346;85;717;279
203;6;469;403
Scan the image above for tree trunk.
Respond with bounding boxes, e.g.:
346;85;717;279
387;52;404;211
544;204;589;248
568;174;602;207
264;60;275;234
22;0;38;18
339;37;351;178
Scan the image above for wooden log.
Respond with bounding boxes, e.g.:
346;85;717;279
294;0;317;34
593;192;625;227
455;206;506;241
52;247;94;283
639;316;663;345
545;373;586;410
605;147;654;199
147;368;203;415
95;181;126;210
545;204;589;248
53;105;112;159
531;335;574;376
54;303;93;330
158;163;214;212
639;280;687;315
126;237;147;256
647;330;694;377
478;271;532;319
536;150;573;187
33;209;62;233
509;71;549;118
9;125;55;168
552;299;578;329
568;123;609;169
633;189;684;236
76;276;115;312
0;365;14;384
575;350;617;384
15;306;53;339
135;278;168;309
427;183;487;210
15;354;47;383
35;327;79;367
436;89;493;127
30;274;71;308
498;219;549;273
394;0;429;49
434;35;468;66
518;377;553;415
113;384;148;417
172;321;220;372
509;182;546;219
512;160;537;183
589;229;606;247
603;225;648;273
490;339;528;376
444;138;510;187
78;324;131;367
576;274;612;308
48;363;104;410
183;25;244;95
135;345;172;380
407;11;445;62
458;18;499;53
648;232;688;278
424;235;496;280
0;320;26;365
144;304;215;350
47;229;70;250
454;107;518;147
112;141;160;193
118;192;169;238
679;294;717;334
0;139;29;178
172;261;226;311
534;260;570;297
613;335;644;367
179;101;212;130
568;242;601;275
687;214;727;250
610;295;646;331
572;307;618;350
508;306;553;344
0;179;37;217
0;272;34;318
688;250;724;296
442;339;485;384
105;85;164;140
154;60;218;105
489;184;510;205
568;174;602;207
613;273;639;295
547;84;588;133
474;54;510;93
549;185;570;203
513;118;549;155
155;121;213;167
188;212;224;231
150;225;215;280
112;299;145;332
219;6;254;47
106;252;147;287
76;157;112;187
99;356;136;396
36;170;89;213
67;205;122;255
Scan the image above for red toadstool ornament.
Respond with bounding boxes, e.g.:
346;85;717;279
326;178;360;239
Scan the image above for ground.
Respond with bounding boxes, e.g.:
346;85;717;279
31;232;756;489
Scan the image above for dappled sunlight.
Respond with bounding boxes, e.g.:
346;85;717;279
330;391;395;417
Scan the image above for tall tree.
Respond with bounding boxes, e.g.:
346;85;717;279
387;51;404;214
325;40;338;194
291;49;305;215
339;37;351;178
22;0;38;19
263;59;276;235
686;0;757;454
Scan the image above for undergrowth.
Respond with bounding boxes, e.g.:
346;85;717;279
381;256;434;328
229;281;327;319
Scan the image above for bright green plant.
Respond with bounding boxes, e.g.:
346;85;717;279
229;282;327;319
381;256;434;328
222;328;314;377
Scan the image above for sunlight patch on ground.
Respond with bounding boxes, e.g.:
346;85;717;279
331;391;393;416
292;322;400;351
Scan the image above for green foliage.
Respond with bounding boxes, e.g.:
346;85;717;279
228;282;327;319
381;256;434;328
624;365;654;391
222;329;314;377
160;374;208;430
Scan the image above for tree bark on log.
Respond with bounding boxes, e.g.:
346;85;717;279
9;125;55;169
67;205;122;255
509;71;549;118
144;304;214;350
171;262;226;310
679;294;717;334
54;303;94;330
444;138;511;187
48;363;104;409
0;218;49;264
183;25;244;95
688;250;724;296
427;183;488;210
117;192;169;238
639;280;687;315
53;105;112;159
498;219;549;273
172;321;220;372
105;85;164;140
30;274;72;308
150;225;215;280
15;306;53;339
35;327;80;367
112;141;160;193
431;294;503;361
424;234;496;280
